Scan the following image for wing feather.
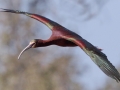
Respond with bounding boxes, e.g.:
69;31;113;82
63;36;120;82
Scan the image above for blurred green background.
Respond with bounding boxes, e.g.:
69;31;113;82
0;0;120;90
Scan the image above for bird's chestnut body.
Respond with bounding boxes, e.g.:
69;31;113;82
1;8;120;82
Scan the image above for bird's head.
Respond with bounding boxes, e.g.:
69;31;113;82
18;39;41;60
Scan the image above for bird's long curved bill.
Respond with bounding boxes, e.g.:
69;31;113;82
18;44;33;60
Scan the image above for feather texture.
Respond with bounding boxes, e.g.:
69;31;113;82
1;8;120;82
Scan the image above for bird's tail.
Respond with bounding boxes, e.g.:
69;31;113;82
0;8;58;30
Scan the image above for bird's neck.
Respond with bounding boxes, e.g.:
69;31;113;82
36;40;52;47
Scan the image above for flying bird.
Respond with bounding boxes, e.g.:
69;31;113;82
0;8;120;82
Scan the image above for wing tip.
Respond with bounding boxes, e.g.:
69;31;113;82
115;75;120;83
0;8;17;13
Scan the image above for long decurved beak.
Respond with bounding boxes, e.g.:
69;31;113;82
18;43;35;60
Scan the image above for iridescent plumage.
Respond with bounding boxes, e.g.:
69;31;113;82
1;8;120;82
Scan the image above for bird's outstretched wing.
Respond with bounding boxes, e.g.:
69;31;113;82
1;8;120;82
63;36;120;82
0;8;61;31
